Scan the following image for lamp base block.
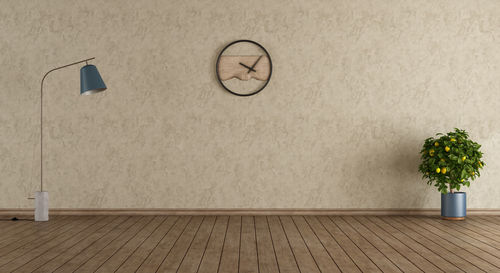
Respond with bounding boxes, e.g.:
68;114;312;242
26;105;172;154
35;191;49;221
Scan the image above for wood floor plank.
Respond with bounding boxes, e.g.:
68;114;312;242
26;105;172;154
292;216;340;273
466;217;500;237
267;216;300;273
114;216;179;273
1;215;499;272
197;216;229;273
95;216;166;273
12;216;118;273
330;216;401;272
218;215;242;273
381;216;485;272
254;216;280;273
0;216;44;230
357;216;442;272
477;216;500;226
279;216;321;273
135;216;191;272
304;216;361;272
456;221;500;243
404;216;500;268
0;216;99;272
368;216;460;272
176;216;216;273
429;216;500;244
0;219;41;241
238;216;259;273
397;216;500;271
317;216;380;272
0;216;91;266
53;216;142;273
421;217;500;250
0;221;50;249
0;216;71;252
155;216;204;272
0;219;38;241
0;219;22;230
468;216;500;231
0;221;19;233
74;216;155;273
33;216;130;273
343;216;422;273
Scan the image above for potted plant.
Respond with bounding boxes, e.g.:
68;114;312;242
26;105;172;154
418;128;485;220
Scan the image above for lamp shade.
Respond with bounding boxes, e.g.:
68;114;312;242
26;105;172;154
80;64;107;95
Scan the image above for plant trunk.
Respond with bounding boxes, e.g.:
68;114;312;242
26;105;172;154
449;183;454;193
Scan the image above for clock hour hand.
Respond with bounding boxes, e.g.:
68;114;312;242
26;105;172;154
248;55;263;73
239;62;256;72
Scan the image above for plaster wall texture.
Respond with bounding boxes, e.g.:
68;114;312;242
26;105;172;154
1;0;499;209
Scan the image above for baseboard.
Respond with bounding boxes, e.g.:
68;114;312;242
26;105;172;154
1;208;500;216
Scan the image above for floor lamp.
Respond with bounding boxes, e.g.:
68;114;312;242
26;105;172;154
36;57;107;221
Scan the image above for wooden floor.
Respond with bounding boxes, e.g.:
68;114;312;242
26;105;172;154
0;216;499;272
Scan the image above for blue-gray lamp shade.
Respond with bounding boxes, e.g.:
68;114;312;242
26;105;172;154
80;64;107;95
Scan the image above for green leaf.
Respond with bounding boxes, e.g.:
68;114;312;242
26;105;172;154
419;129;484;193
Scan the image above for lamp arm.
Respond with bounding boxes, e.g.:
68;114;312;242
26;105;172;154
39;57;95;192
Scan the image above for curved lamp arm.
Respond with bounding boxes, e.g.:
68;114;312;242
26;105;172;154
39;57;95;192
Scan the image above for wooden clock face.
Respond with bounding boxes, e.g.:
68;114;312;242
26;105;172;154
216;40;272;96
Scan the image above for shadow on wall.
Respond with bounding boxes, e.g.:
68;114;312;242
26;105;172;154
388;136;430;208
348;128;430;208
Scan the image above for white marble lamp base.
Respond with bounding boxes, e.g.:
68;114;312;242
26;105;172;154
35;191;49;221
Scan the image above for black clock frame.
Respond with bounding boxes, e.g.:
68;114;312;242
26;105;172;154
216;39;273;97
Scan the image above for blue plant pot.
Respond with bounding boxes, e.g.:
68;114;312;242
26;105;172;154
441;192;466;220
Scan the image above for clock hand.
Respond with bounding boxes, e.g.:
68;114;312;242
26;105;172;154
248;55;263;73
239;62;256;72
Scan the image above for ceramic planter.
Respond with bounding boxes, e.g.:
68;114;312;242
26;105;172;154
441;192;466;220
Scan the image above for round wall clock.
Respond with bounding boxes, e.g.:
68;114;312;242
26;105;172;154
216;40;272;96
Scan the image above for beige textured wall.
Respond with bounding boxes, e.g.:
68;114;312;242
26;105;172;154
1;0;499;209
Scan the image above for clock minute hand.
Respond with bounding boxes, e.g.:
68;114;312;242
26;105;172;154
248;55;263;73
239;62;256;72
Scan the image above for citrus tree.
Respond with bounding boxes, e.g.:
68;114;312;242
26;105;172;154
418;128;484;194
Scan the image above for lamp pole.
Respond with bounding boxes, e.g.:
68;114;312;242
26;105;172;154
36;57;106;221
40;57;95;192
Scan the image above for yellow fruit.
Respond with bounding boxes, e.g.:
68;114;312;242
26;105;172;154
462;156;466;161
450;138;456;142
440;158;445;162
445;146;450;152
426;172;429;175
461;179;464;182
429;149;435;156
441;167;447;174
436;168;441;173
479;161;482;166
434;142;439;147
471;172;475;175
